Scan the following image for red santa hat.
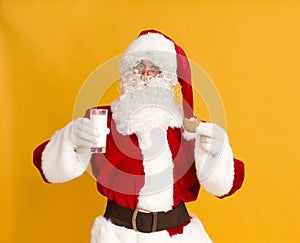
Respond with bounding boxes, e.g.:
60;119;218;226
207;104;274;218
120;29;194;119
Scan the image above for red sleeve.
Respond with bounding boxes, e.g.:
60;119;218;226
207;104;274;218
33;140;51;183
219;158;245;199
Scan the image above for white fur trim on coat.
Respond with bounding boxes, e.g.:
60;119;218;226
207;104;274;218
194;123;235;197
120;32;177;75
41;121;90;183
90;214;212;243
123;105;175;212
137;128;174;212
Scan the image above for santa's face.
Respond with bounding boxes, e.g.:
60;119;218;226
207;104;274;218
134;60;161;80
119;60;178;94
111;60;182;139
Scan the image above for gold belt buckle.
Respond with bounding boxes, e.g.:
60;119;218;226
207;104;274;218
132;207;157;232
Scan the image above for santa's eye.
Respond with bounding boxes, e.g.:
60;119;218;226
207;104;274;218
135;62;146;71
151;65;160;71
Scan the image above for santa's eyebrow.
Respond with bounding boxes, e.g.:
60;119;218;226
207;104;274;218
150;65;160;70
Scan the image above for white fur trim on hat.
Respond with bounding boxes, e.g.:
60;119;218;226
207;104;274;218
120;32;177;75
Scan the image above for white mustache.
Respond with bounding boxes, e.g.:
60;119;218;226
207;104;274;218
119;72;178;94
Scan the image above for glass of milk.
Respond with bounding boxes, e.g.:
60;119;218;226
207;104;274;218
90;108;108;153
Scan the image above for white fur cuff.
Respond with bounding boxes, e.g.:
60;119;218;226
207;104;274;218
41;121;89;183
194;124;235;197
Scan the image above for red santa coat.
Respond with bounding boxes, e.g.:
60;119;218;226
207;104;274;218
33;106;244;236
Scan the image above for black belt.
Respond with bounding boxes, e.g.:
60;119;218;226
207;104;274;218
104;200;190;233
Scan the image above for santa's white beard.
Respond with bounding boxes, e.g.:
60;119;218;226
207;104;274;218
111;85;183;148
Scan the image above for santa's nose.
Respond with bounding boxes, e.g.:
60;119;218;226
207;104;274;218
141;69;157;80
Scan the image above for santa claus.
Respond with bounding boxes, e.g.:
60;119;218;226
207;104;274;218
33;30;244;243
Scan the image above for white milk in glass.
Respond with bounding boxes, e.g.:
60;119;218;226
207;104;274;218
90;108;108;153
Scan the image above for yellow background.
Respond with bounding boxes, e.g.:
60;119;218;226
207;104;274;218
1;0;299;242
